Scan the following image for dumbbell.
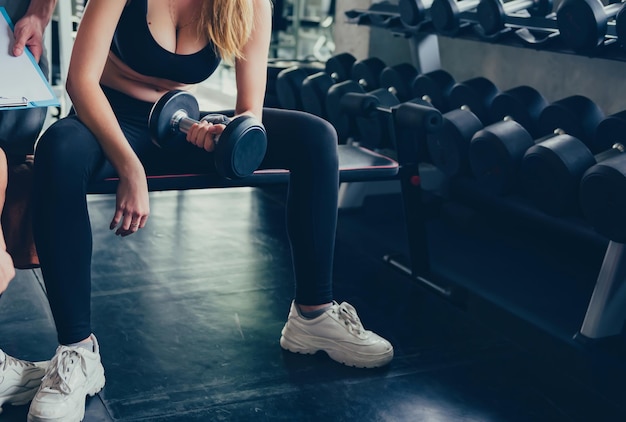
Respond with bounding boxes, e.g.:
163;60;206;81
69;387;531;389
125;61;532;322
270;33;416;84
468;85;549;194
340;90;443;163
517;96;606;214
275;53;355;113
341;90;442;130
149;90;267;180
379;63;422;103
399;0;435;29
367;0;403;27
411;69;457;111
303;57;388;141
345;87;405;150
470;94;604;200
579;152;626;242
429;0;480;36
475;0;554;36
556;0;625;51
520;108;624;216
275;63;325;110
424;76;502;177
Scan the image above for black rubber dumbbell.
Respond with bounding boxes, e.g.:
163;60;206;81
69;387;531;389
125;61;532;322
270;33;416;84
379;62;422;103
423;75;501;177
340;90;443;161
411;69;457;112
476;0;554;37
276;53;356;112
519;108;624;216
469;94;604;200
517;96;606;214
579;152;626;242
340;90;443;132
303;57;388;141
429;0;480;36
149;90;267;180
275;64;325;111
399;0;435;30
468;85;549;194
556;0;625;51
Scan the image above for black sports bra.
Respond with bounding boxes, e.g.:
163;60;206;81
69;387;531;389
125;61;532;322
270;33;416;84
110;0;221;84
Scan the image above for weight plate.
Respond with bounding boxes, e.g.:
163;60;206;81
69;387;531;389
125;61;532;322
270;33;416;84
215;117;267;179
149;90;199;149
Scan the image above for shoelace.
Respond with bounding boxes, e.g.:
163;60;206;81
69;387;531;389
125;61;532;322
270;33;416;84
0;350;34;370
334;302;365;335
41;348;86;395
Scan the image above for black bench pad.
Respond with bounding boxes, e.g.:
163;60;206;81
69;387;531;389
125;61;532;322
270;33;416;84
86;145;399;194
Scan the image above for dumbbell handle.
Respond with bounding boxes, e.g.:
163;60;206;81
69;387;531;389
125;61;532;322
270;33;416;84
453;0;481;13
171;110;230;141
596;142;626;162
501;0;535;13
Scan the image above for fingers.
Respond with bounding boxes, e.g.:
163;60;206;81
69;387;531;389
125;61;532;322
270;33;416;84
110;210;149;237
12;22;43;62
186;121;224;152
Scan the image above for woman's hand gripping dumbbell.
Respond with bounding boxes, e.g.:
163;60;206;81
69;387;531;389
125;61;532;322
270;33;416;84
149;90;267;180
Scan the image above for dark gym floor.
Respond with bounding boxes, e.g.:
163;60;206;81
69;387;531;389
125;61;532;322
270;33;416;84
0;181;625;421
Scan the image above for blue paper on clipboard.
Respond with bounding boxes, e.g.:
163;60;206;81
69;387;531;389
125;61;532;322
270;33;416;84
0;7;60;110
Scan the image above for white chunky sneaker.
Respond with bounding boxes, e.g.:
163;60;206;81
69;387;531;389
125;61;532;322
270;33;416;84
280;301;394;368
0;349;48;412
27;334;105;422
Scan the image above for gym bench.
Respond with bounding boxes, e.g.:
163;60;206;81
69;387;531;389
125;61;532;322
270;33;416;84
85;144;400;194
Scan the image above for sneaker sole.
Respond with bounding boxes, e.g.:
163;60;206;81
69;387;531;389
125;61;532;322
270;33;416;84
280;334;393;369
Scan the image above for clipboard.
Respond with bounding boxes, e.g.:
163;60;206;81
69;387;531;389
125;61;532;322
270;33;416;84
0;7;60;110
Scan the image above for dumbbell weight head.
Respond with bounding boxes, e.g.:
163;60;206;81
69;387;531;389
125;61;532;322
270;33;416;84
326;80;366;141
430;0;481;36
477;0;553;36
469;119;535;194
325;52;357;83
556;0;625;51
379;63;420;102
149;90;200;149
276;65;324;111
411;69;456;112
579;154;626;242
210;115;268;180
427;108;484;177
447;76;501;125
399;0;435;29
537;95;605;152
351;57;387;92
467;85;547;195
301;72;335;118
489;85;548;138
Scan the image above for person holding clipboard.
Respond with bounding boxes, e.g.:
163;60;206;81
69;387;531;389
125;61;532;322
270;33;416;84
0;0;57;415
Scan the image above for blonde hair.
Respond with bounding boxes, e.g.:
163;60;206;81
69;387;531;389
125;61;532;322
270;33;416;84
199;0;254;63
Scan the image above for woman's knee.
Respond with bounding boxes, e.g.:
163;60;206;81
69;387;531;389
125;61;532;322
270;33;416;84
35;118;100;169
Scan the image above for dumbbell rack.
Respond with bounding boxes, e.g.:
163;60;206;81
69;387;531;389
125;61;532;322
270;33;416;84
344;1;626;389
345;2;626;62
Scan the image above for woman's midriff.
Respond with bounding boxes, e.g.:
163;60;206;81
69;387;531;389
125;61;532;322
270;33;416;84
100;52;196;103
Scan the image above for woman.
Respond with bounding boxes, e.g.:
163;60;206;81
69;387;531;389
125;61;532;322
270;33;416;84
28;1;394;420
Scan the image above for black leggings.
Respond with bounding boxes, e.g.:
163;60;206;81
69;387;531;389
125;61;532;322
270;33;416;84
33;87;339;344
